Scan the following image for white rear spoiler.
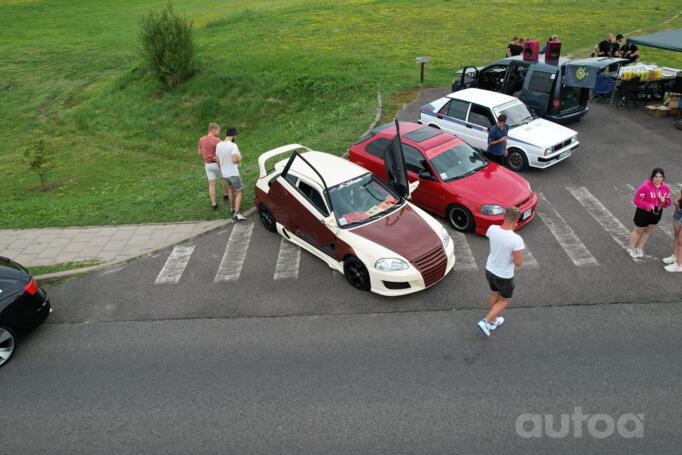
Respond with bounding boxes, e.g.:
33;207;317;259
258;144;312;178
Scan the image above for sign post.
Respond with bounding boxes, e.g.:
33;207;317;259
416;56;432;83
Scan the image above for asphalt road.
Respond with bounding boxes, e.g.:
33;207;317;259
2;303;680;454
7;97;681;453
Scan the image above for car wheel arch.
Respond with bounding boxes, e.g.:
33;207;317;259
506;147;529;172
446;203;475;232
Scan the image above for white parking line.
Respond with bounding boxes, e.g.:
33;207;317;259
214;223;254;282
626;183;636;192
274;238;301;280
568;186;653;261
154;245;195;284
448;230;478;271
537;193;598;266
522;247;539;269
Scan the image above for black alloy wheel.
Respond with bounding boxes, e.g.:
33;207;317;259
505;148;528;172
447;204;475;232
0;326;16;368
343;257;371;291
259;204;277;232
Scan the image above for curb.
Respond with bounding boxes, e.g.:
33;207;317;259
35;207;257;284
36;87;383;284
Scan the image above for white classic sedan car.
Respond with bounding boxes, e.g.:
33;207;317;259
254;144;456;296
419;88;579;172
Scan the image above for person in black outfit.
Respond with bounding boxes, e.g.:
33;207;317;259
595;33;614;57
613;34;626;57
506;37;523;57
623;42;640;63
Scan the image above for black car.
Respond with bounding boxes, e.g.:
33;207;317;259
452;56;590;122
0;256;51;368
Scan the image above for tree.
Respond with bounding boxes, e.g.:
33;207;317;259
23;137;55;192
139;2;198;90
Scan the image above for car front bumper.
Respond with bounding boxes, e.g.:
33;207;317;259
473;192;539;235
369;241;456;297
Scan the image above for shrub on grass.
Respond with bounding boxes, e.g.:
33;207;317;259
23;137;56;192
139;2;197;90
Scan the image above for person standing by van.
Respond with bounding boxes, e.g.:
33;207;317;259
485;114;509;166
663;188;682;272
477;207;524;337
627;168;672;258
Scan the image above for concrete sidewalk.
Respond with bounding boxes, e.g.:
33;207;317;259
0;220;232;267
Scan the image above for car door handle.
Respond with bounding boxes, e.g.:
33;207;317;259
437;114;443;119
466;124;473;128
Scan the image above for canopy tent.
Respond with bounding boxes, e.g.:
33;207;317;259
564;57;628;88
627;29;682;52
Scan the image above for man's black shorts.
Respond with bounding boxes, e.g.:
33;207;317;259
485;269;515;299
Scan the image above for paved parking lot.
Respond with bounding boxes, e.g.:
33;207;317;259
44;101;681;323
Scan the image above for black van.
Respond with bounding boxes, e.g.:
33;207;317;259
452;56;590;122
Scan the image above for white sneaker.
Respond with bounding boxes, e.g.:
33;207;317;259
664;263;682;272
663;255;677;264
487;317;505;331
627;247;638;258
477;319;491;337
232;212;247;222
635;248;644;258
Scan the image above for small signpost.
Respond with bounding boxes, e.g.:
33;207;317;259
416;56;432;83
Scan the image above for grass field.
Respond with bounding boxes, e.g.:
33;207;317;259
1;0;681;228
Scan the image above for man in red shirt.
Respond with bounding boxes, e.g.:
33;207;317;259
198;123;229;210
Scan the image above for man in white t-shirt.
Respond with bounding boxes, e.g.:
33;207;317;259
216;127;246;221
477;207;524;337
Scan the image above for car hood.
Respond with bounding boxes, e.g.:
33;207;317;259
510;118;577;148
446;163;532;207
349;204;441;263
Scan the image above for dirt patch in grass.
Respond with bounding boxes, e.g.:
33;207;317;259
380;87;422;124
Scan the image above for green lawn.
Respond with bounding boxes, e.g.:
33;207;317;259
1;0;681;228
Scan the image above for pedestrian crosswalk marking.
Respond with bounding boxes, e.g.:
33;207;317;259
155;245;195;284
522;247;539;269
626;183;636;192
449;230;478;271
214;223;254;282
274;238;301;280
568;186;653;261
537;193;598;266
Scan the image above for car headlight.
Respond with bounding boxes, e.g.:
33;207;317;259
374;258;409;272
440;225;450;248
481;204;505;215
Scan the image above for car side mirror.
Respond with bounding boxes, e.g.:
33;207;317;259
418;170;434;180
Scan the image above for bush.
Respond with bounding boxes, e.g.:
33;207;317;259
139;2;197;90
23;137;56;191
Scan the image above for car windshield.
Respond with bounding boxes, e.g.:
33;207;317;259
430;143;488;182
493;100;533;128
327;173;402;227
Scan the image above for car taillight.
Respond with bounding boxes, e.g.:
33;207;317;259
24;277;38;295
552;96;561;110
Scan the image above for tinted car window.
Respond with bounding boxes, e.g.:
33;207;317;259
365;138;390;158
403;144;427;173
298;181;328;216
468;104;494;128
438;101;451;115
528;71;555;93
447;100;469;120
403;127;442;143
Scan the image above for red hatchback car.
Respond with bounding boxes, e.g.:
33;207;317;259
349;122;538;234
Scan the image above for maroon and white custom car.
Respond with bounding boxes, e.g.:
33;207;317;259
254;143;456;296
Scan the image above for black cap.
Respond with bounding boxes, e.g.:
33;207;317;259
616;34;624;40
226;127;238;137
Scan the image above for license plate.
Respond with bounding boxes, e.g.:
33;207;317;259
559;149;572;160
522;209;532;220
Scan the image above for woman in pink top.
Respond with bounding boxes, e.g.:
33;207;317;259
627;168;672;258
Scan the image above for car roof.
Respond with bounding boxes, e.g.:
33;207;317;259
447;88;520;108
277;151;368;188
497;55;572;66
370;121;462;149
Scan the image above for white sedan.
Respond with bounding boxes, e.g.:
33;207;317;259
419;88;579;172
